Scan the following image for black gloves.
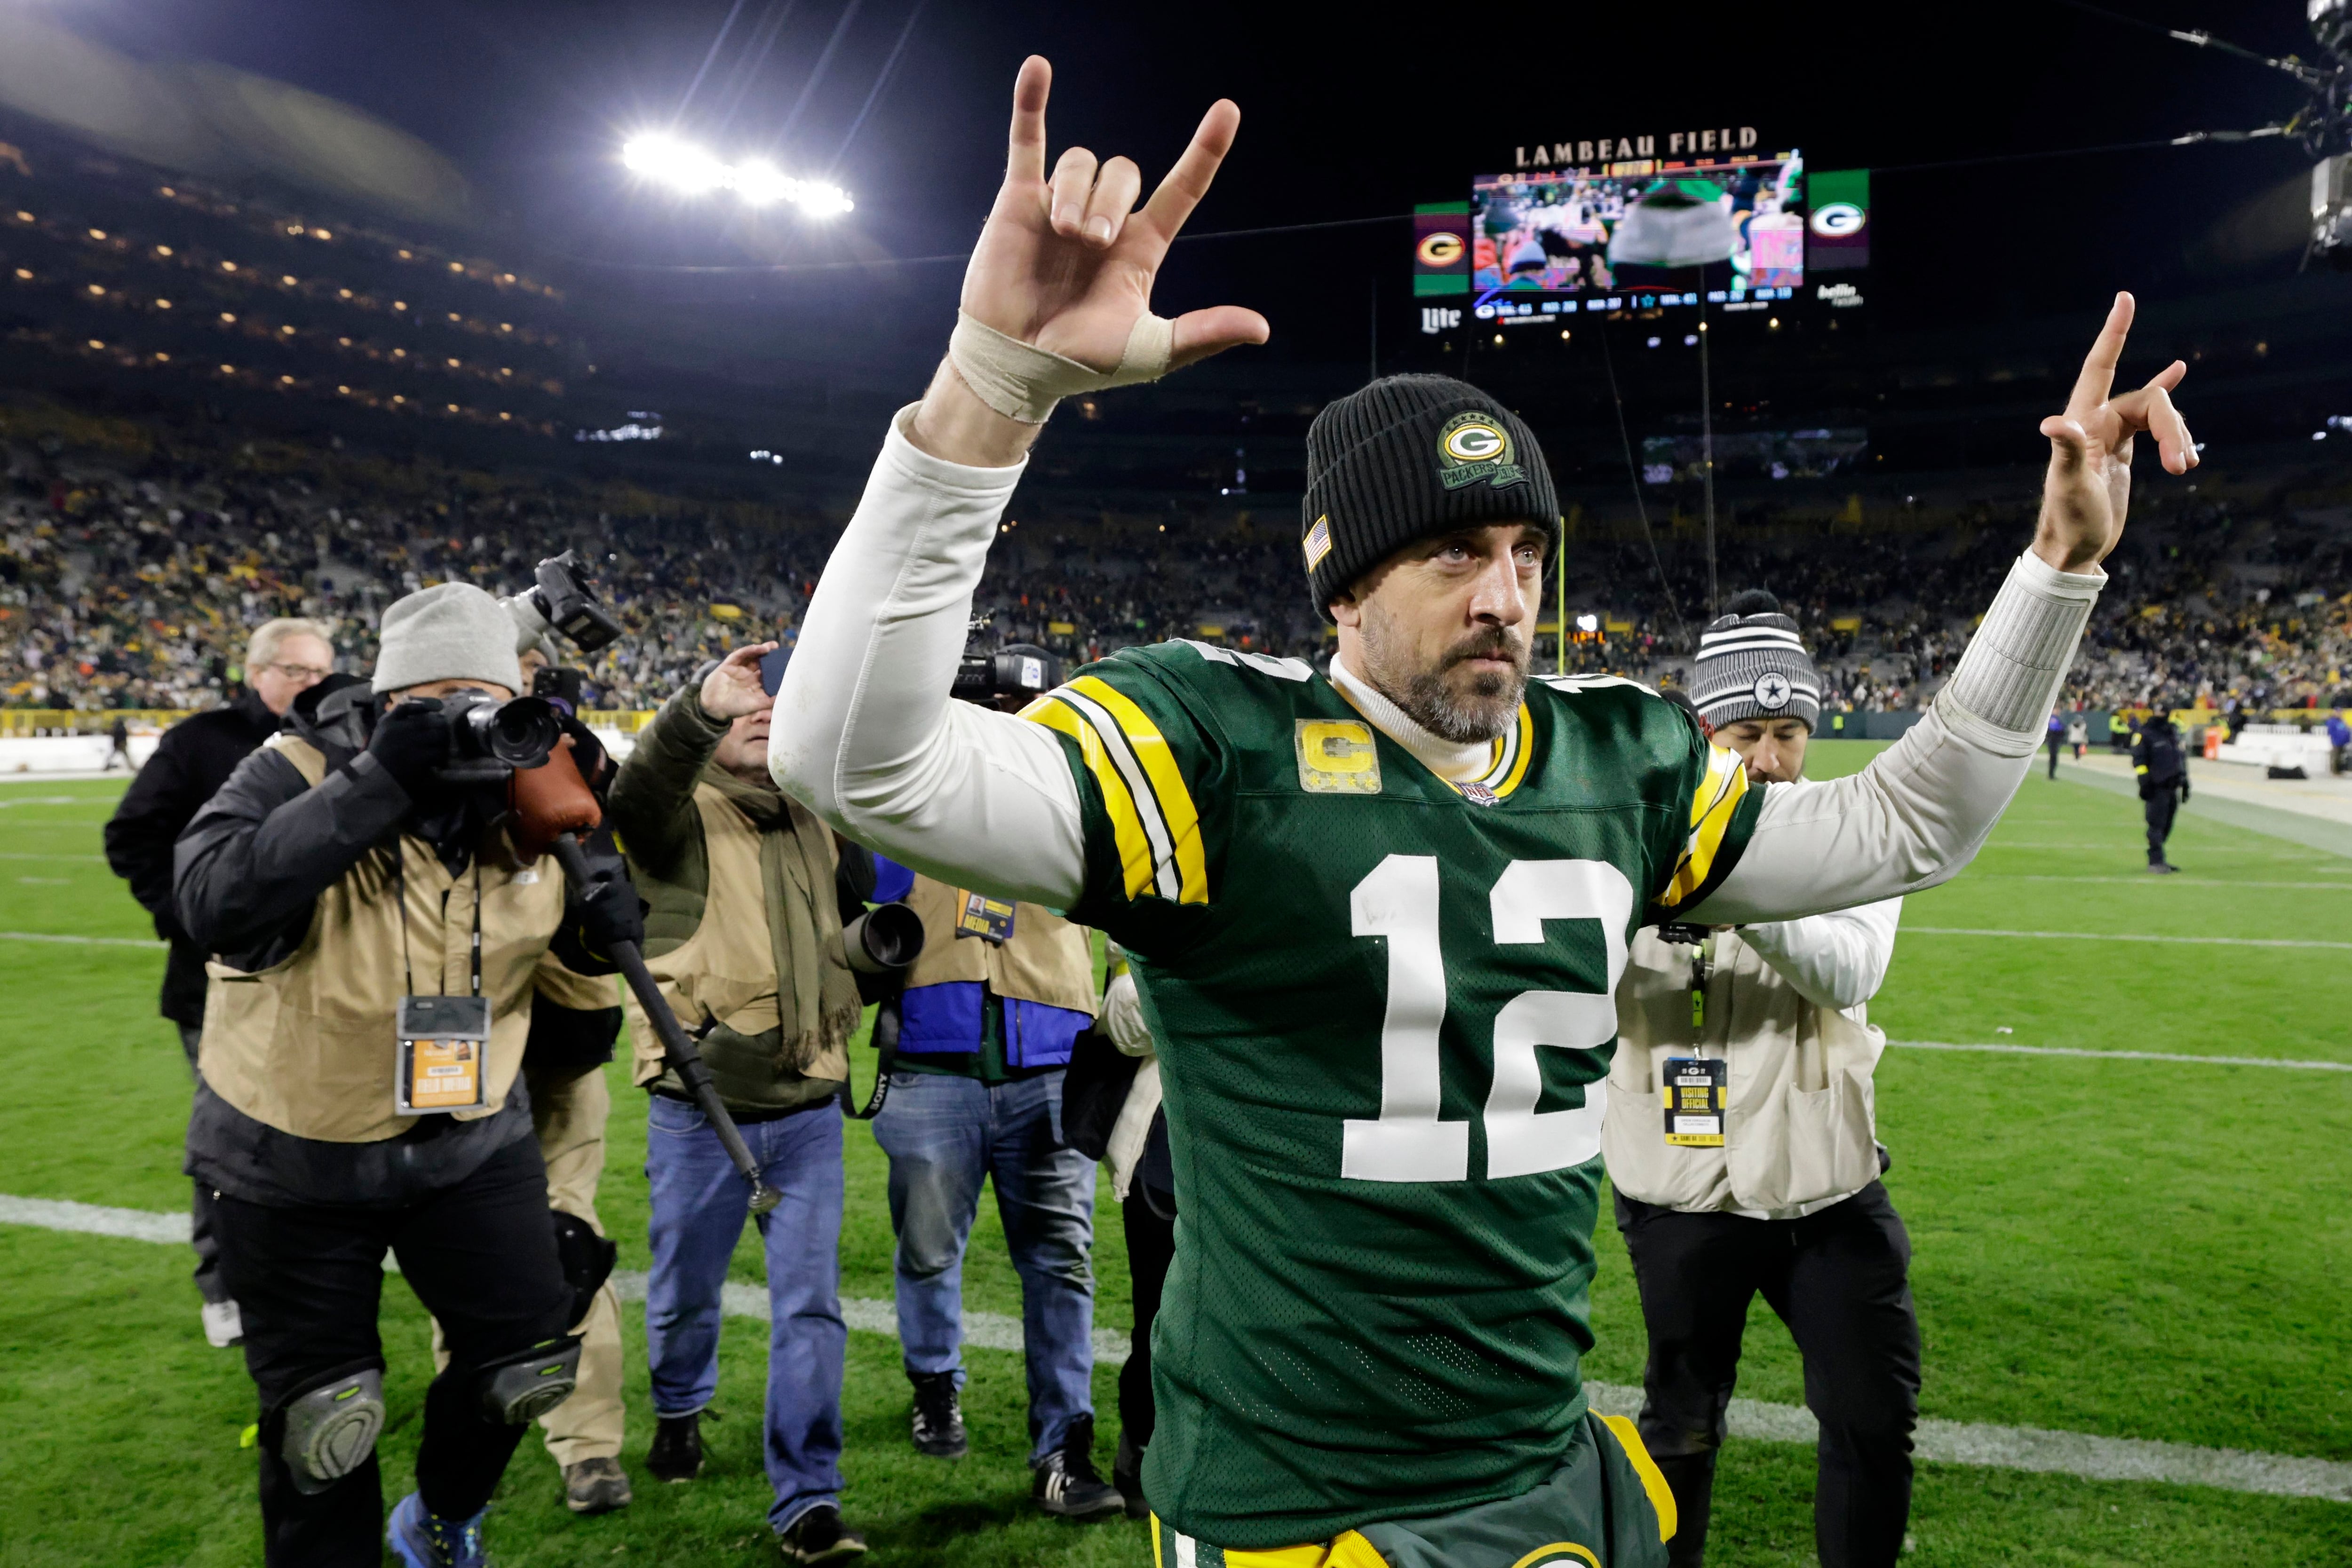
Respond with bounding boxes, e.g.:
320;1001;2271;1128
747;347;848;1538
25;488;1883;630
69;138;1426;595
2180;778;2191;801
561;836;645;971
366;698;450;795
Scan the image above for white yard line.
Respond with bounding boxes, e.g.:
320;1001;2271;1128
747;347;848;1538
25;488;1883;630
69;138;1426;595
5;1193;2348;1503
0;931;165;949
1975;875;2352;890
1889;1040;2352;1073
1904;927;2352;950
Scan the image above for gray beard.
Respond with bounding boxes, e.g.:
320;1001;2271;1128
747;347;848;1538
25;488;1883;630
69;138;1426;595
1397;661;1527;744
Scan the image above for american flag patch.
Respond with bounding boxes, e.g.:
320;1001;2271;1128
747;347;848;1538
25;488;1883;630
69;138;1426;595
1303;515;1333;570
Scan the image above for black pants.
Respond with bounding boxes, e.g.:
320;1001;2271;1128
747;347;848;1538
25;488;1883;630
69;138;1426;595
1615;1182;1920;1568
2143;786;2181;864
176;1024;231;1306
210;1132;572;1567
1117;1188;1176;1457
2046;736;2063;778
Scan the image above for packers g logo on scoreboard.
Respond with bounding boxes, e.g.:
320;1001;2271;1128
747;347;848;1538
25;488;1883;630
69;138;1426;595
1436;410;1529;492
1415;230;1465;268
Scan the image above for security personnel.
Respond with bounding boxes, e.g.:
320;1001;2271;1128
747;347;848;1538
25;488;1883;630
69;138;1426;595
104;615;336;1349
2131;702;2190;873
1604;592;1917;1568
175;583;641;1568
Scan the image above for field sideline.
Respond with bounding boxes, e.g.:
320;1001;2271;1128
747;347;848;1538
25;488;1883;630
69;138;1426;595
1;741;2347;1566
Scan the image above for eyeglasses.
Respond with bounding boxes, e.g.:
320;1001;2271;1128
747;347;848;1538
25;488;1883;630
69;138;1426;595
263;662;333;681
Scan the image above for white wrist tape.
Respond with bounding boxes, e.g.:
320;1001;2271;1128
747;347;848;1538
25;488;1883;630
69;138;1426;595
1938;550;2104;740
947;309;1175;424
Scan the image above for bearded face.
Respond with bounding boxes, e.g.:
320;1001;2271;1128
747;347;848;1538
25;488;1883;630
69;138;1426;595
1337;523;1547;745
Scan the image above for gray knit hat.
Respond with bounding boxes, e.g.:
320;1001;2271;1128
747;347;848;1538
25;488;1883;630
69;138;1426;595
1302;374;1557;618
1690;589;1821;731
372;583;526;695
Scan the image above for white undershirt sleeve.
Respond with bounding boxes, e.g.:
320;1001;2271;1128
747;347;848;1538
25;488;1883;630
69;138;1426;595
1689;549;2103;924
767;407;1090;908
1738;897;1903;1014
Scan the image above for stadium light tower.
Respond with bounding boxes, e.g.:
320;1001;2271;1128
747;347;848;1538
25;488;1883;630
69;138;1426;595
620;134;853;216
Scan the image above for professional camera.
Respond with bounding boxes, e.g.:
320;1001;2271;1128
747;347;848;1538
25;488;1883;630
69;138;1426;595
953;641;1065;706
434;690;564;784
524;550;624;654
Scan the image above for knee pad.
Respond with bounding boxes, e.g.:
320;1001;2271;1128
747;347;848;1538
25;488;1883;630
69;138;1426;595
550;1211;618;1329
275;1363;385;1495
474;1336;582;1425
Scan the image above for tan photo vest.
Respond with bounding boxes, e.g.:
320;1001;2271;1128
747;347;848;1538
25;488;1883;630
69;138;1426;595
198;734;581;1144
901;874;1097;1016
1603;926;1883;1218
622;785;852;1089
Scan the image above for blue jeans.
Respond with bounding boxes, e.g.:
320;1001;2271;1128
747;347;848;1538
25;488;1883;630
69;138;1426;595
644;1093;845;1534
871;1069;1097;1461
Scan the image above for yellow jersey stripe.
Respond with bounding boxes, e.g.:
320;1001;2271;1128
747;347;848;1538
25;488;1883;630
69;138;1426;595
1491;702;1535;798
1660;745;1749;910
1596;1411;1680;1543
1067;675;1208;904
1021;696;1157;900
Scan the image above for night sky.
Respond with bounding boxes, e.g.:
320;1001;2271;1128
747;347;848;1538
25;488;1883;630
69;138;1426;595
46;0;2342;375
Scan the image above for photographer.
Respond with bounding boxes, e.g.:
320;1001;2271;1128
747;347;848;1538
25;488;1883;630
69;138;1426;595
1603;593;1915;1568
104;615;336;1350
2130;701;2189;873
606;643;870;1566
858;647;1116;1521
174;583;640;1568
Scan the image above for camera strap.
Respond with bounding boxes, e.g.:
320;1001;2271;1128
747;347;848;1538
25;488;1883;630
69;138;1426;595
840;996;899;1121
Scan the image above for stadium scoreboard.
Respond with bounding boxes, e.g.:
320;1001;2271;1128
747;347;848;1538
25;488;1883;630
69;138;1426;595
1414;133;1870;328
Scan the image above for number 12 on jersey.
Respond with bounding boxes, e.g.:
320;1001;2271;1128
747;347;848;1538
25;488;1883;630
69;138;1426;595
1343;855;1633;1184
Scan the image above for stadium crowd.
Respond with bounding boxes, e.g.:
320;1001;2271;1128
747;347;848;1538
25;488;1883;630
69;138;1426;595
4;412;2349;721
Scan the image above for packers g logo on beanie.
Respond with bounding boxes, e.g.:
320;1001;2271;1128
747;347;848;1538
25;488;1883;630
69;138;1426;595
1435;411;1528;492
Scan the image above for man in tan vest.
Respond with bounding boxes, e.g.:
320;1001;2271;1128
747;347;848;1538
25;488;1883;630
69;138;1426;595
861;843;1119;1520
1603;594;1915;1568
174;582;643;1568
606;641;869;1566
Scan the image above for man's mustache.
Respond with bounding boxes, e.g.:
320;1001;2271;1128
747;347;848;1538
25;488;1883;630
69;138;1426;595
1441;629;1529;671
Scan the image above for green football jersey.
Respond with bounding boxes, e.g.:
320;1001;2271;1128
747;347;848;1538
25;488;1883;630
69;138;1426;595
1024;641;1762;1548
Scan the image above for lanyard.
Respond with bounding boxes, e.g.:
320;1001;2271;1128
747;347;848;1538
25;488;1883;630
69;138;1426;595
1688;932;1717;1039
395;847;484;999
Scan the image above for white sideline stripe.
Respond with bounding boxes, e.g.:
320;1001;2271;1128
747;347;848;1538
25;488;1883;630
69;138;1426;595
0;931;166;949
1979;874;2352;890
1889;1040;2352;1073
1905;926;2352;950
7;1195;2351;1502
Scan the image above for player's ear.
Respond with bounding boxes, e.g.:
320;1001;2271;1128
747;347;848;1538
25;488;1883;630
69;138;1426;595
1328;591;1363;630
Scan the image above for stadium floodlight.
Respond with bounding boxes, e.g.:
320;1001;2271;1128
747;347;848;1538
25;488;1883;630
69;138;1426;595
620;135;853;216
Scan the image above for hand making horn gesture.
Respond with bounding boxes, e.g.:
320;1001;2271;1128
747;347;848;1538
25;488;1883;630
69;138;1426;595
2033;291;2198;574
910;56;1269;467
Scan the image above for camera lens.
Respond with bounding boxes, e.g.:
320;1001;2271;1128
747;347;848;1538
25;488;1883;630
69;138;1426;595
481;696;562;767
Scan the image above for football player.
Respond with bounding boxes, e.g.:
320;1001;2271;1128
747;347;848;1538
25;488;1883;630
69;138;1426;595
770;57;2195;1567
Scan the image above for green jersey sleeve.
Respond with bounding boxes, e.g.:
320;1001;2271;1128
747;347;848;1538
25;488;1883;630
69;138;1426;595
1017;644;1231;950
1647;712;1765;917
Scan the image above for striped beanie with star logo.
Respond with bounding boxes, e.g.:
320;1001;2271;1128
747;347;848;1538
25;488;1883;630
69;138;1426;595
1690;588;1822;731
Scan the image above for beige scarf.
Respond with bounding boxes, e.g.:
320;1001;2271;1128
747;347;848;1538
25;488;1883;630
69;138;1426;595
700;765;864;1073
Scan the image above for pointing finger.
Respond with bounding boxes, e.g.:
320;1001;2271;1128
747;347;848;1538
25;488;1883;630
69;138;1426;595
2066;291;2134;416
2144;357;2187;395
1007;56;1050;185
1138;98;1241;246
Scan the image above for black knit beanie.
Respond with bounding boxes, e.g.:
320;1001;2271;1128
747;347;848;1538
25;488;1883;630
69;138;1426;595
1302;374;1558;617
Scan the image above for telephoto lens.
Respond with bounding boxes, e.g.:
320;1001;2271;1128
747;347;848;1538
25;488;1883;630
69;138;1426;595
840;902;925;974
436;691;563;782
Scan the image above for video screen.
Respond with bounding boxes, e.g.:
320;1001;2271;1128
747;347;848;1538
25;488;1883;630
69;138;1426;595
1470;153;1809;312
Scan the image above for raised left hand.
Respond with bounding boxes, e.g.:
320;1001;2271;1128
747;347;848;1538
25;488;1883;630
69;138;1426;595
2034;292;2197;573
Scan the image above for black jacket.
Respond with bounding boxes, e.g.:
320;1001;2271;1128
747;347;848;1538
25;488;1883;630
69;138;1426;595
102;688;281;1025
2130;716;2188;798
172;678;623;1206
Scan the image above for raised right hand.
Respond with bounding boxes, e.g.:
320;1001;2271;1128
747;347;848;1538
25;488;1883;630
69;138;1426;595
913;57;1269;464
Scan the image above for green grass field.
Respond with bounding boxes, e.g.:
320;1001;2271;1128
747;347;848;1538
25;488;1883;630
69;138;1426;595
1;741;2347;1566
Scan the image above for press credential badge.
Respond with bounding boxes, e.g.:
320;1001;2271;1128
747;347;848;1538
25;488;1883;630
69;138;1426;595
396;994;491;1114
1662;1057;1727;1147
